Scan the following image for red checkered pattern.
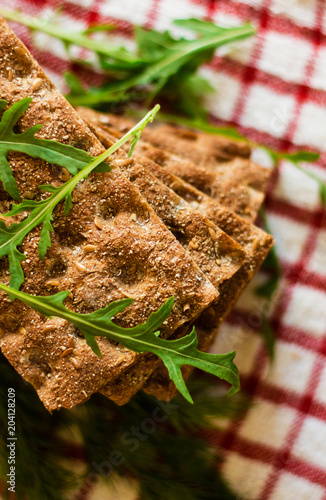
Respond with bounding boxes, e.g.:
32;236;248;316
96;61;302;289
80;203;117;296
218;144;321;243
2;1;326;499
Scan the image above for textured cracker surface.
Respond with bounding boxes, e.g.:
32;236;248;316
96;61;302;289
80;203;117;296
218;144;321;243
80;119;248;404
0;18;217;411
145;123;270;193
77;109;266;223
84;121;245;290
79;109;274;402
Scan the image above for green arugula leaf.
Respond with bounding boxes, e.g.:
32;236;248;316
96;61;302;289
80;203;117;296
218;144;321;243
0;283;240;403
0;97;110;200
172;77;209;120
260;145;320;167
98;50;144;72
0;101;160;290
135;26;177;62
127;106;160;156
275;150;320;163
64;72;87;95
73;23;255;107
64;74;127;106
174;18;229;36
1;10;255;122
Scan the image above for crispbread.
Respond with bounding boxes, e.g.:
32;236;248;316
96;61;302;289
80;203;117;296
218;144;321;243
143;208;273;400
143;123;270;193
0;18;217;411
81;122;246;405
143;177;274;400
149;124;252;163
78;109;273;404
83;120;245;290
76;109;266;223
77;112;272;309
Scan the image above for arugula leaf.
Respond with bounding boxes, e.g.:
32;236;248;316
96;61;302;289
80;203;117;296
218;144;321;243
0;283;240;402
0;101;160;290
274;150;320;163
136;26;177;62
82;24;116;34
64;72;87;95
0;97;110;200
73;23;255;106
127;106;161;156
174;18;229;36
1;10;256;122
1;9;254;111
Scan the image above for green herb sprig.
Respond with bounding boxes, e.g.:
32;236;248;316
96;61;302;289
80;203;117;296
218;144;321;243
2;10;324;203
0;99;159;290
0;97;109;201
0;283;240;403
63;20;254;114
0;9;255;119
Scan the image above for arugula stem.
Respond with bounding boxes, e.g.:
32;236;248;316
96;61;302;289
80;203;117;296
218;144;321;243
44;103;160;202
128;25;255;86
0;283;132;342
0;9;131;60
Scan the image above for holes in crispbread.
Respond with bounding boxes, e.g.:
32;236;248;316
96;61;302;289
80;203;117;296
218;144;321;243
46;256;67;278
99;201;118;220
116;259;145;286
56;227;87;248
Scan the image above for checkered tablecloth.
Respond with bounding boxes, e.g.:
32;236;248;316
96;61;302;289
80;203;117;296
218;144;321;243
2;1;326;499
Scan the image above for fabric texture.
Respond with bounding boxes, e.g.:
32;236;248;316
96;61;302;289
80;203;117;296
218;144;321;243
1;1;326;499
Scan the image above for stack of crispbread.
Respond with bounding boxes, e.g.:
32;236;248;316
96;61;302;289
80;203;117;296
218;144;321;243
0;17;273;411
77;109;274;404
